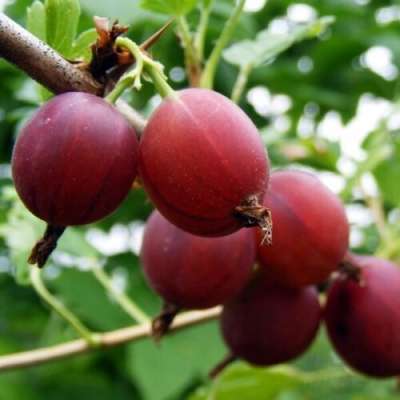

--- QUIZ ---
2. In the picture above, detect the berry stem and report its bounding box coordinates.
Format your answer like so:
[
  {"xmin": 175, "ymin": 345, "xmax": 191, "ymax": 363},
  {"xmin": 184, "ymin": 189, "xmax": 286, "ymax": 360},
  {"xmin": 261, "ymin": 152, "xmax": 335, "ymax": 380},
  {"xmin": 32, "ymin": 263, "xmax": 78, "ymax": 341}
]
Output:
[
  {"xmin": 209, "ymin": 353, "xmax": 237, "ymax": 379},
  {"xmin": 92, "ymin": 265, "xmax": 150, "ymax": 324},
  {"xmin": 106, "ymin": 37, "xmax": 176, "ymax": 103},
  {"xmin": 145, "ymin": 65, "xmax": 177, "ymax": 99},
  {"xmin": 151, "ymin": 302, "xmax": 181, "ymax": 341},
  {"xmin": 105, "ymin": 78, "xmax": 131, "ymax": 104},
  {"xmin": 200, "ymin": 0, "xmax": 246, "ymax": 89},
  {"xmin": 28, "ymin": 224, "xmax": 66, "ymax": 268},
  {"xmin": 30, "ymin": 266, "xmax": 100, "ymax": 347}
]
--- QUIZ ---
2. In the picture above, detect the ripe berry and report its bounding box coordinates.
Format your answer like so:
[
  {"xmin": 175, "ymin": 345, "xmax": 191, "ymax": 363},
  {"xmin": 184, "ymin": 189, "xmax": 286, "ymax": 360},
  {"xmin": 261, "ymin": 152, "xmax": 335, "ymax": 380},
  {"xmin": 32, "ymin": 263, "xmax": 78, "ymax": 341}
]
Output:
[
  {"xmin": 12, "ymin": 92, "xmax": 139, "ymax": 267},
  {"xmin": 141, "ymin": 210, "xmax": 256, "ymax": 310},
  {"xmin": 221, "ymin": 279, "xmax": 321, "ymax": 366},
  {"xmin": 256, "ymin": 170, "xmax": 349, "ymax": 287},
  {"xmin": 139, "ymin": 88, "xmax": 270, "ymax": 237},
  {"xmin": 12, "ymin": 92, "xmax": 139, "ymax": 226},
  {"xmin": 324, "ymin": 255, "xmax": 400, "ymax": 377}
]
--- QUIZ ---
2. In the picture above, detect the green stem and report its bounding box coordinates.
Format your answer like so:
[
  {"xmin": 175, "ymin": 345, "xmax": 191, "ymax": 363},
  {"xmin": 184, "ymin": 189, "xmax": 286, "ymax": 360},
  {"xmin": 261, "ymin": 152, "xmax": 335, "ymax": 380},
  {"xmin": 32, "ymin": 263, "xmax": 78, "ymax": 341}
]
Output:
[
  {"xmin": 177, "ymin": 16, "xmax": 202, "ymax": 86},
  {"xmin": 195, "ymin": 0, "xmax": 214, "ymax": 62},
  {"xmin": 200, "ymin": 0, "xmax": 246, "ymax": 88},
  {"xmin": 178, "ymin": 16, "xmax": 195, "ymax": 60},
  {"xmin": 105, "ymin": 78, "xmax": 133, "ymax": 104},
  {"xmin": 178, "ymin": 16, "xmax": 192, "ymax": 44},
  {"xmin": 92, "ymin": 267, "xmax": 150, "ymax": 324},
  {"xmin": 107, "ymin": 37, "xmax": 176, "ymax": 100},
  {"xmin": 146, "ymin": 65, "xmax": 177, "ymax": 99},
  {"xmin": 231, "ymin": 63, "xmax": 253, "ymax": 103},
  {"xmin": 30, "ymin": 266, "xmax": 100, "ymax": 347}
]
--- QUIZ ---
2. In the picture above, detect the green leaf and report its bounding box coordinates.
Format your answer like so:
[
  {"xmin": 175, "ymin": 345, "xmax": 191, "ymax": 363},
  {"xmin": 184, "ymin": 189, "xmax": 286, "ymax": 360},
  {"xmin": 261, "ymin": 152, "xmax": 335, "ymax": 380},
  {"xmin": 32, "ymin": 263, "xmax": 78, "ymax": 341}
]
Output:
[
  {"xmin": 80, "ymin": 0, "xmax": 153, "ymax": 25},
  {"xmin": 70, "ymin": 28, "xmax": 97, "ymax": 62},
  {"xmin": 57, "ymin": 227, "xmax": 98, "ymax": 258},
  {"xmin": 49, "ymin": 268, "xmax": 132, "ymax": 331},
  {"xmin": 0, "ymin": 186, "xmax": 45, "ymax": 285},
  {"xmin": 128, "ymin": 321, "xmax": 225, "ymax": 400},
  {"xmin": 223, "ymin": 16, "xmax": 335, "ymax": 68},
  {"xmin": 44, "ymin": 0, "xmax": 81, "ymax": 56},
  {"xmin": 26, "ymin": 1, "xmax": 53, "ymax": 102},
  {"xmin": 341, "ymin": 128, "xmax": 393, "ymax": 201},
  {"xmin": 201, "ymin": 0, "xmax": 213, "ymax": 9},
  {"xmin": 27, "ymin": 0, "xmax": 47, "ymax": 41},
  {"xmin": 373, "ymin": 140, "xmax": 400, "ymax": 207},
  {"xmin": 140, "ymin": 0, "xmax": 197, "ymax": 16},
  {"xmin": 38, "ymin": 85, "xmax": 53, "ymax": 102},
  {"xmin": 190, "ymin": 363, "xmax": 307, "ymax": 400}
]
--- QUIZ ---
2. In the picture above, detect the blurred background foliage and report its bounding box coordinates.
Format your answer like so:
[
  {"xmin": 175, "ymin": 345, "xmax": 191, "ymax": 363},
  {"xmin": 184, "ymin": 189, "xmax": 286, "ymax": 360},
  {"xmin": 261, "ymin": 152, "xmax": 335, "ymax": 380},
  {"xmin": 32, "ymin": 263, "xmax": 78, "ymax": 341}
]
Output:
[{"xmin": 1, "ymin": 0, "xmax": 400, "ymax": 399}]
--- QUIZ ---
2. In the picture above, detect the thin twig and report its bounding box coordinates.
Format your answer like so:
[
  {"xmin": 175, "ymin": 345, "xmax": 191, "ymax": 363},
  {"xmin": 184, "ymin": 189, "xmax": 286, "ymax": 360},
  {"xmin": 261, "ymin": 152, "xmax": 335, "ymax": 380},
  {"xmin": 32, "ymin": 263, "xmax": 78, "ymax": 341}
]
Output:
[
  {"xmin": 231, "ymin": 63, "xmax": 253, "ymax": 103},
  {"xmin": 92, "ymin": 266, "xmax": 150, "ymax": 324},
  {"xmin": 0, "ymin": 12, "xmax": 102, "ymax": 95},
  {"xmin": 200, "ymin": 0, "xmax": 246, "ymax": 88},
  {"xmin": 30, "ymin": 266, "xmax": 99, "ymax": 346},
  {"xmin": 0, "ymin": 12, "xmax": 147, "ymax": 134},
  {"xmin": 0, "ymin": 307, "xmax": 221, "ymax": 372},
  {"xmin": 195, "ymin": 0, "xmax": 214, "ymax": 63},
  {"xmin": 177, "ymin": 16, "xmax": 202, "ymax": 86}
]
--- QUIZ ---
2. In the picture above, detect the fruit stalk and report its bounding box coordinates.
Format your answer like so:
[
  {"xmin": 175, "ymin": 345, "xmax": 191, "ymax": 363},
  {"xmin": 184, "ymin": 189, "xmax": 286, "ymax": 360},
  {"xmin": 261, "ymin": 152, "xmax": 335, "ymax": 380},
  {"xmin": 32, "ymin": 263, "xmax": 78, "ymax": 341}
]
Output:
[
  {"xmin": 28, "ymin": 224, "xmax": 66, "ymax": 268},
  {"xmin": 209, "ymin": 353, "xmax": 237, "ymax": 379},
  {"xmin": 106, "ymin": 37, "xmax": 176, "ymax": 102},
  {"xmin": 151, "ymin": 302, "xmax": 181, "ymax": 341}
]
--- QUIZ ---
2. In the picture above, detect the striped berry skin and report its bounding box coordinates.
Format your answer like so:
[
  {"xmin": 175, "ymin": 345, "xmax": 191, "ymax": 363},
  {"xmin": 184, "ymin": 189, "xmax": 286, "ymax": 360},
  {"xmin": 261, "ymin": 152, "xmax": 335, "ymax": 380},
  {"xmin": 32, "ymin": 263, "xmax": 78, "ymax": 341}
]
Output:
[
  {"xmin": 12, "ymin": 92, "xmax": 139, "ymax": 226},
  {"xmin": 256, "ymin": 170, "xmax": 349, "ymax": 288},
  {"xmin": 325, "ymin": 256, "xmax": 400, "ymax": 378},
  {"xmin": 139, "ymin": 88, "xmax": 269, "ymax": 237},
  {"xmin": 221, "ymin": 279, "xmax": 321, "ymax": 366},
  {"xmin": 141, "ymin": 210, "xmax": 256, "ymax": 309}
]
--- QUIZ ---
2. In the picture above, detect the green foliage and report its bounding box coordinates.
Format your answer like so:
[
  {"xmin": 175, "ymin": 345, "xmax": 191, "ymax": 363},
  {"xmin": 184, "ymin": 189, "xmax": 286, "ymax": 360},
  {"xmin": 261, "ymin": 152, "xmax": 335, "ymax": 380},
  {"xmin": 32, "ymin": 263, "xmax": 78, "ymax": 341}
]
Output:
[
  {"xmin": 191, "ymin": 333, "xmax": 399, "ymax": 400},
  {"xmin": 70, "ymin": 28, "xmax": 96, "ymax": 61},
  {"xmin": 223, "ymin": 16, "xmax": 334, "ymax": 68},
  {"xmin": 0, "ymin": 186, "xmax": 45, "ymax": 285},
  {"xmin": 26, "ymin": 1, "xmax": 46, "ymax": 41},
  {"xmin": 373, "ymin": 134, "xmax": 400, "ymax": 207},
  {"xmin": 128, "ymin": 322, "xmax": 225, "ymax": 400},
  {"xmin": 190, "ymin": 363, "xmax": 310, "ymax": 400},
  {"xmin": 140, "ymin": 0, "xmax": 197, "ymax": 16},
  {"xmin": 44, "ymin": 0, "xmax": 80, "ymax": 56},
  {"xmin": 25, "ymin": 0, "xmax": 96, "ymax": 101},
  {"xmin": 1, "ymin": 0, "xmax": 400, "ymax": 399}
]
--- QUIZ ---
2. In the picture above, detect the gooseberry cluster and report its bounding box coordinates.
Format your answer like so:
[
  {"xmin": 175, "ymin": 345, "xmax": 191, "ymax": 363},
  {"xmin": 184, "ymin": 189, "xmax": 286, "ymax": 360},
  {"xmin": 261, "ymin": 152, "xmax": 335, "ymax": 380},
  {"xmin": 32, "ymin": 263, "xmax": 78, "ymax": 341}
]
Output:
[
  {"xmin": 12, "ymin": 86, "xmax": 271, "ymax": 267},
  {"xmin": 11, "ymin": 43, "xmax": 400, "ymax": 380}
]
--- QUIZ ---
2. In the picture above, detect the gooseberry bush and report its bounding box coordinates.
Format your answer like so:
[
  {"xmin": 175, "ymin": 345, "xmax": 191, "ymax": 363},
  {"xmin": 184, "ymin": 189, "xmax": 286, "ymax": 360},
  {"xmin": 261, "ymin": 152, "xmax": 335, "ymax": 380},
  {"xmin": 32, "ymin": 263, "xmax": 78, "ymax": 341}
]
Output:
[{"xmin": 1, "ymin": 1, "xmax": 400, "ymax": 399}]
